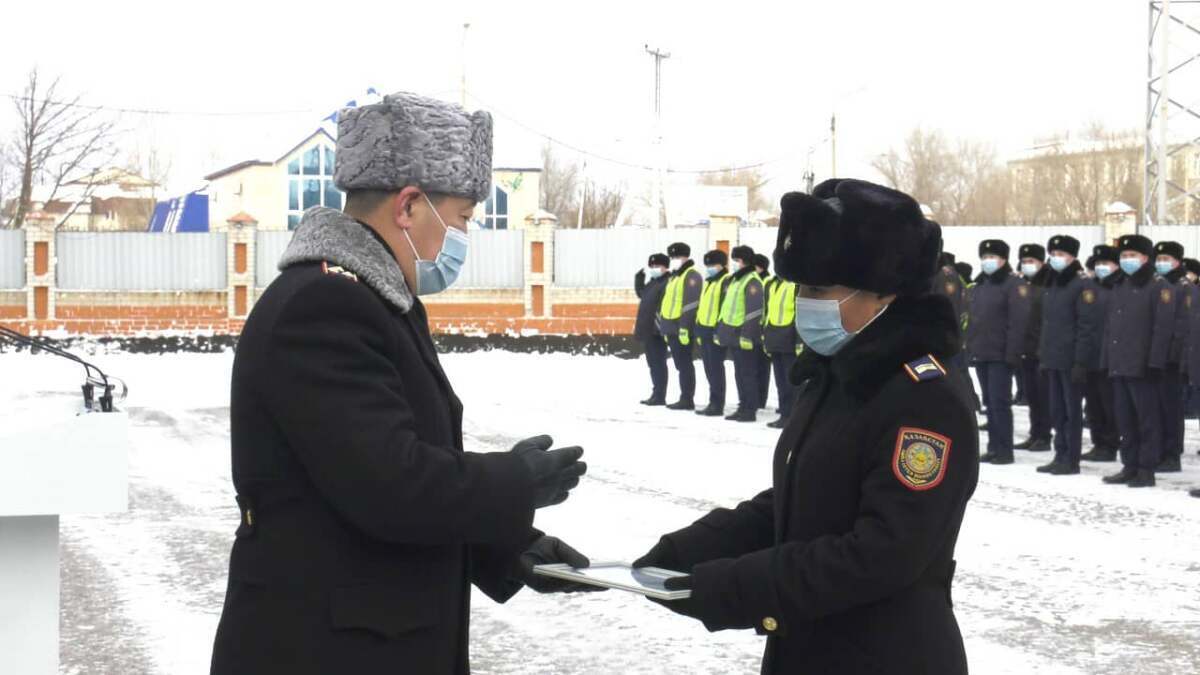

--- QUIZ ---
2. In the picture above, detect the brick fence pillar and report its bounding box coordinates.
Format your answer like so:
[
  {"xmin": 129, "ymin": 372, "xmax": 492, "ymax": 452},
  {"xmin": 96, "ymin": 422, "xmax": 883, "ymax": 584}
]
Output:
[
  {"xmin": 226, "ymin": 213, "xmax": 258, "ymax": 320},
  {"xmin": 522, "ymin": 210, "xmax": 558, "ymax": 318},
  {"xmin": 24, "ymin": 217, "xmax": 56, "ymax": 322}
]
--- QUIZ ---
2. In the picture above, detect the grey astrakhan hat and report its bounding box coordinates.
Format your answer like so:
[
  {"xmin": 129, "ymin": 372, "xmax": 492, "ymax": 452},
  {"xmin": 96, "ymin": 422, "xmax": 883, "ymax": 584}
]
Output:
[{"xmin": 333, "ymin": 91, "xmax": 493, "ymax": 202}]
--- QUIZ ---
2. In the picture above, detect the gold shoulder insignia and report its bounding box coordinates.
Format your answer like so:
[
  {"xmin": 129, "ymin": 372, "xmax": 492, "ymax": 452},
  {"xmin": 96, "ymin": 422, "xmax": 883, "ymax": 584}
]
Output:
[
  {"xmin": 893, "ymin": 427, "xmax": 952, "ymax": 491},
  {"xmin": 322, "ymin": 261, "xmax": 359, "ymax": 282}
]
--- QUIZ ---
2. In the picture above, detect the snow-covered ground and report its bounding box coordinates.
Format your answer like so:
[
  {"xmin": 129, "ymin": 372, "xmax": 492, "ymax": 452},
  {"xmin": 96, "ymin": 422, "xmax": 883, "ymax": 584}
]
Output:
[{"xmin": 3, "ymin": 347, "xmax": 1200, "ymax": 674}]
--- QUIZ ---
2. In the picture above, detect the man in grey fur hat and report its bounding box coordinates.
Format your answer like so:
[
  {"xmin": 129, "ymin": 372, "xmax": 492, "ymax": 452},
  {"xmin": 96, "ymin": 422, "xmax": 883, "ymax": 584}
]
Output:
[{"xmin": 209, "ymin": 92, "xmax": 595, "ymax": 675}]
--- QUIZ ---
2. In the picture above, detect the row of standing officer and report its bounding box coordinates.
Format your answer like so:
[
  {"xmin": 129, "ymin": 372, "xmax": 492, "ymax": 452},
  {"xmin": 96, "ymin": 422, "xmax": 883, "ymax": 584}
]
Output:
[
  {"xmin": 634, "ymin": 244, "xmax": 801, "ymax": 427},
  {"xmin": 960, "ymin": 233, "xmax": 1200, "ymax": 495}
]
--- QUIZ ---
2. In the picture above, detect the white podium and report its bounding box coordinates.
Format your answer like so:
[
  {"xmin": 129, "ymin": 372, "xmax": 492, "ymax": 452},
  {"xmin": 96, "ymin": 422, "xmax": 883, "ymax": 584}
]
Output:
[{"xmin": 0, "ymin": 398, "xmax": 128, "ymax": 675}]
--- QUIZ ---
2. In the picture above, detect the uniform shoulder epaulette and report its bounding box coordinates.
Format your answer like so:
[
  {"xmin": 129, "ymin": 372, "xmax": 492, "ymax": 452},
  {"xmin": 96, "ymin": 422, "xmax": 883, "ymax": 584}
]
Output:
[
  {"xmin": 321, "ymin": 261, "xmax": 359, "ymax": 282},
  {"xmin": 903, "ymin": 354, "xmax": 947, "ymax": 383}
]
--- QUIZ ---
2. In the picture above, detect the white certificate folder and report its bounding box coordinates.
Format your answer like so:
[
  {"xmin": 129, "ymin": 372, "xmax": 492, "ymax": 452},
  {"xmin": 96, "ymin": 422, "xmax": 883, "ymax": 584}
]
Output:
[{"xmin": 532, "ymin": 562, "xmax": 692, "ymax": 600}]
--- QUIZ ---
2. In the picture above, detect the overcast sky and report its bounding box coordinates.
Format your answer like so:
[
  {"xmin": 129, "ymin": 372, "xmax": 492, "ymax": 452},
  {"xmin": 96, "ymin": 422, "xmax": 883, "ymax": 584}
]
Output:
[{"xmin": 0, "ymin": 0, "xmax": 1154, "ymax": 205}]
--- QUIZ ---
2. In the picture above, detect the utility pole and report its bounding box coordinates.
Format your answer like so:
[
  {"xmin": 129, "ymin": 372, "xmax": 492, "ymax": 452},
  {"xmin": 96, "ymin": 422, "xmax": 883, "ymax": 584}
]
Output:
[
  {"xmin": 830, "ymin": 113, "xmax": 838, "ymax": 178},
  {"xmin": 461, "ymin": 23, "xmax": 470, "ymax": 107},
  {"xmin": 1144, "ymin": 0, "xmax": 1200, "ymax": 226},
  {"xmin": 645, "ymin": 45, "xmax": 671, "ymax": 228}
]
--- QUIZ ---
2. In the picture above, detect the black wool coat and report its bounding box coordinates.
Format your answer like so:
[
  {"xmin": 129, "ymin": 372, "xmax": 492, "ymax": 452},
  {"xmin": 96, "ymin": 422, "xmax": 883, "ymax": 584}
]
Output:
[
  {"xmin": 1037, "ymin": 261, "xmax": 1093, "ymax": 371},
  {"xmin": 654, "ymin": 294, "xmax": 978, "ymax": 675},
  {"xmin": 635, "ymin": 269, "xmax": 669, "ymax": 342},
  {"xmin": 1019, "ymin": 265, "xmax": 1053, "ymax": 359},
  {"xmin": 210, "ymin": 235, "xmax": 539, "ymax": 674},
  {"xmin": 966, "ymin": 264, "xmax": 1030, "ymax": 364},
  {"xmin": 1101, "ymin": 262, "xmax": 1175, "ymax": 379},
  {"xmin": 1162, "ymin": 267, "xmax": 1191, "ymax": 367},
  {"xmin": 1078, "ymin": 272, "xmax": 1121, "ymax": 372}
]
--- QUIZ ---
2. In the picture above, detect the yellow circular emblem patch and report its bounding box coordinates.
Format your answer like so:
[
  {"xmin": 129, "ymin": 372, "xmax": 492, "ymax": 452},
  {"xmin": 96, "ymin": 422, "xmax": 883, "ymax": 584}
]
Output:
[
  {"xmin": 1082, "ymin": 289, "xmax": 1095, "ymax": 304},
  {"xmin": 1162, "ymin": 289, "xmax": 1173, "ymax": 304},
  {"xmin": 901, "ymin": 442, "xmax": 940, "ymax": 481},
  {"xmin": 1019, "ymin": 286, "xmax": 1029, "ymax": 297}
]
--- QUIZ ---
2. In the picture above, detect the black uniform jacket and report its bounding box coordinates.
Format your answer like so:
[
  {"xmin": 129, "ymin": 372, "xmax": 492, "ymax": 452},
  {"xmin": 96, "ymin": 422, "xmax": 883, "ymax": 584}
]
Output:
[
  {"xmin": 1019, "ymin": 265, "xmax": 1053, "ymax": 359},
  {"xmin": 654, "ymin": 294, "xmax": 978, "ymax": 674},
  {"xmin": 1078, "ymin": 272, "xmax": 1121, "ymax": 372},
  {"xmin": 1101, "ymin": 262, "xmax": 1175, "ymax": 379},
  {"xmin": 1162, "ymin": 267, "xmax": 1191, "ymax": 367},
  {"xmin": 966, "ymin": 264, "xmax": 1030, "ymax": 364},
  {"xmin": 635, "ymin": 269, "xmax": 669, "ymax": 342},
  {"xmin": 210, "ymin": 214, "xmax": 538, "ymax": 675},
  {"xmin": 1037, "ymin": 261, "xmax": 1092, "ymax": 371}
]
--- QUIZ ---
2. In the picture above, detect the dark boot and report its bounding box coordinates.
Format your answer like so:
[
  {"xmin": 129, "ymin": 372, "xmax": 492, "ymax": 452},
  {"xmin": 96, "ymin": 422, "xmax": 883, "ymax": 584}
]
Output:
[
  {"xmin": 1156, "ymin": 457, "xmax": 1182, "ymax": 473},
  {"xmin": 1049, "ymin": 463, "xmax": 1081, "ymax": 475},
  {"xmin": 1103, "ymin": 467, "xmax": 1137, "ymax": 484},
  {"xmin": 1081, "ymin": 446, "xmax": 1117, "ymax": 462},
  {"xmin": 725, "ymin": 409, "xmax": 756, "ymax": 422},
  {"xmin": 1014, "ymin": 437, "xmax": 1034, "ymax": 450},
  {"xmin": 695, "ymin": 405, "xmax": 724, "ymax": 417},
  {"xmin": 767, "ymin": 417, "xmax": 786, "ymax": 429},
  {"xmin": 979, "ymin": 452, "xmax": 997, "ymax": 463},
  {"xmin": 989, "ymin": 454, "xmax": 1015, "ymax": 465},
  {"xmin": 1127, "ymin": 470, "xmax": 1156, "ymax": 488},
  {"xmin": 1036, "ymin": 461, "xmax": 1061, "ymax": 473},
  {"xmin": 666, "ymin": 400, "xmax": 695, "ymax": 411},
  {"xmin": 1189, "ymin": 488, "xmax": 1200, "ymax": 498},
  {"xmin": 1027, "ymin": 438, "xmax": 1052, "ymax": 452},
  {"xmin": 641, "ymin": 396, "xmax": 666, "ymax": 406}
]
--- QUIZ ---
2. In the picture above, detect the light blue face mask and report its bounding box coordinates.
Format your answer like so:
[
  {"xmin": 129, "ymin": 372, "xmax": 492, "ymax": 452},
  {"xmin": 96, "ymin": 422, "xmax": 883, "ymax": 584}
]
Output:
[
  {"xmin": 1021, "ymin": 263, "xmax": 1040, "ymax": 278},
  {"xmin": 794, "ymin": 290, "xmax": 889, "ymax": 357},
  {"xmin": 404, "ymin": 194, "xmax": 470, "ymax": 296},
  {"xmin": 1156, "ymin": 261, "xmax": 1176, "ymax": 276},
  {"xmin": 981, "ymin": 259, "xmax": 1001, "ymax": 275},
  {"xmin": 705, "ymin": 265, "xmax": 723, "ymax": 279},
  {"xmin": 1094, "ymin": 264, "xmax": 1115, "ymax": 280},
  {"xmin": 1049, "ymin": 255, "xmax": 1070, "ymax": 272},
  {"xmin": 1120, "ymin": 257, "xmax": 1144, "ymax": 276},
  {"xmin": 646, "ymin": 267, "xmax": 665, "ymax": 279}
]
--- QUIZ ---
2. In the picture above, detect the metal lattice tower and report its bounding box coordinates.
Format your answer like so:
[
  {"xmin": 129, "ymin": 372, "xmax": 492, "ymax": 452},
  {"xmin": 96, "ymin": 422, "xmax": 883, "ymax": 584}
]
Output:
[{"xmin": 1145, "ymin": 1, "xmax": 1200, "ymax": 226}]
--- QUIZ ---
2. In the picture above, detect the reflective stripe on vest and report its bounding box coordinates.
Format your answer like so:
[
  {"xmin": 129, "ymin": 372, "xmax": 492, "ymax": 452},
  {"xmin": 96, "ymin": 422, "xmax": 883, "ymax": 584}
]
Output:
[
  {"xmin": 697, "ymin": 273, "xmax": 728, "ymax": 328},
  {"xmin": 766, "ymin": 280, "xmax": 797, "ymax": 327},
  {"xmin": 659, "ymin": 267, "xmax": 702, "ymax": 320},
  {"xmin": 720, "ymin": 274, "xmax": 760, "ymax": 327}
]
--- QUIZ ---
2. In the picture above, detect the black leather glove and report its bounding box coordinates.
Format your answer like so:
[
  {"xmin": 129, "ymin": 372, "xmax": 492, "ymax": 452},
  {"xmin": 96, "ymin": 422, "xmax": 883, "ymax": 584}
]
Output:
[
  {"xmin": 1071, "ymin": 365, "xmax": 1088, "ymax": 385},
  {"xmin": 632, "ymin": 539, "xmax": 682, "ymax": 571},
  {"xmin": 511, "ymin": 435, "xmax": 587, "ymax": 509},
  {"xmin": 517, "ymin": 535, "xmax": 606, "ymax": 593}
]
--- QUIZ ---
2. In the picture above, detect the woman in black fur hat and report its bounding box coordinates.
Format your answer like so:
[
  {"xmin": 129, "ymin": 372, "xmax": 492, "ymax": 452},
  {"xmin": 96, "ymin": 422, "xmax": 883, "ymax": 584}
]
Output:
[{"xmin": 636, "ymin": 179, "xmax": 978, "ymax": 674}]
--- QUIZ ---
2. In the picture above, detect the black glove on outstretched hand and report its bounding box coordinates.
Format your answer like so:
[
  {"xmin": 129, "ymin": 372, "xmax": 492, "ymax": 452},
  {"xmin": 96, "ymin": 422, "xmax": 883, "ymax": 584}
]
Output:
[
  {"xmin": 517, "ymin": 535, "xmax": 606, "ymax": 593},
  {"xmin": 632, "ymin": 539, "xmax": 682, "ymax": 571},
  {"xmin": 511, "ymin": 435, "xmax": 587, "ymax": 509}
]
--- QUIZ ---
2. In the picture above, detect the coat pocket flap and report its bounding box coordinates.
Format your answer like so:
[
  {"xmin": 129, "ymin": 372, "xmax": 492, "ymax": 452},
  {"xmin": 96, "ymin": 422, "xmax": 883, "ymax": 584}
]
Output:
[{"xmin": 329, "ymin": 584, "xmax": 442, "ymax": 638}]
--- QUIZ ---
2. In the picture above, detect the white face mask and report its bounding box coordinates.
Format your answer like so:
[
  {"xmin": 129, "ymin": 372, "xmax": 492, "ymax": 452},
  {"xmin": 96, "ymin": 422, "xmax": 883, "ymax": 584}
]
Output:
[
  {"xmin": 668, "ymin": 258, "xmax": 685, "ymax": 272},
  {"xmin": 730, "ymin": 260, "xmax": 743, "ymax": 273}
]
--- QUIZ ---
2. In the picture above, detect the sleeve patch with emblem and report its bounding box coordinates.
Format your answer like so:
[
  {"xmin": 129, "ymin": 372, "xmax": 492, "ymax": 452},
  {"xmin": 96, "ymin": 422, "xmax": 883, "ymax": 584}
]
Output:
[
  {"xmin": 1161, "ymin": 289, "xmax": 1173, "ymax": 304},
  {"xmin": 1018, "ymin": 285, "xmax": 1029, "ymax": 297},
  {"xmin": 893, "ymin": 427, "xmax": 952, "ymax": 491},
  {"xmin": 1082, "ymin": 289, "xmax": 1095, "ymax": 304}
]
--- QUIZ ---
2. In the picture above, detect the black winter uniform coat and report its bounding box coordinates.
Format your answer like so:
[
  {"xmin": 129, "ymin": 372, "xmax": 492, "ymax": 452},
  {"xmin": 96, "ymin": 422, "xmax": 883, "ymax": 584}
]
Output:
[
  {"xmin": 635, "ymin": 270, "xmax": 669, "ymax": 342},
  {"xmin": 653, "ymin": 295, "xmax": 978, "ymax": 675},
  {"xmin": 1185, "ymin": 282, "xmax": 1200, "ymax": 383},
  {"xmin": 210, "ymin": 218, "xmax": 538, "ymax": 675},
  {"xmin": 1078, "ymin": 272, "xmax": 1121, "ymax": 372},
  {"xmin": 1019, "ymin": 265, "xmax": 1053, "ymax": 359},
  {"xmin": 1037, "ymin": 261, "xmax": 1093, "ymax": 371},
  {"xmin": 966, "ymin": 264, "xmax": 1030, "ymax": 364},
  {"xmin": 935, "ymin": 264, "xmax": 966, "ymax": 347},
  {"xmin": 1162, "ymin": 267, "xmax": 1190, "ymax": 367},
  {"xmin": 1101, "ymin": 262, "xmax": 1175, "ymax": 379}
]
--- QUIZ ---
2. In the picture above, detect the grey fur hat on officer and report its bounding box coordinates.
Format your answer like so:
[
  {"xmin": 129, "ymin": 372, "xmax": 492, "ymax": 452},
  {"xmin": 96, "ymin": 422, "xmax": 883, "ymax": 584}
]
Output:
[
  {"xmin": 333, "ymin": 91, "xmax": 493, "ymax": 203},
  {"xmin": 773, "ymin": 179, "xmax": 942, "ymax": 297}
]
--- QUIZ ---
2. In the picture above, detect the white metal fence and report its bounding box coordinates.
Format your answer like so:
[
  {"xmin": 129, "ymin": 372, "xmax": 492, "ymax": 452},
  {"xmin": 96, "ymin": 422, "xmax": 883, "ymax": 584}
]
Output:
[
  {"xmin": 256, "ymin": 229, "xmax": 525, "ymax": 289},
  {"xmin": 56, "ymin": 232, "xmax": 228, "ymax": 290},
  {"xmin": 554, "ymin": 228, "xmax": 710, "ymax": 287},
  {"xmin": 0, "ymin": 230, "xmax": 24, "ymax": 289}
]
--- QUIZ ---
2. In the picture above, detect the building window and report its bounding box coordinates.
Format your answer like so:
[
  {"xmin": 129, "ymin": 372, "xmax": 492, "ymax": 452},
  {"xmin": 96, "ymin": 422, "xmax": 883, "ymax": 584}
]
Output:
[
  {"xmin": 287, "ymin": 143, "xmax": 340, "ymax": 230},
  {"xmin": 483, "ymin": 185, "xmax": 508, "ymax": 229}
]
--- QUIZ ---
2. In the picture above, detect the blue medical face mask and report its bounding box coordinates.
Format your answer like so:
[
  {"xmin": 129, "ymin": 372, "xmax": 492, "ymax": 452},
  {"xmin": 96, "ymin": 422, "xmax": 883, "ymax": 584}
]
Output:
[
  {"xmin": 705, "ymin": 265, "xmax": 723, "ymax": 279},
  {"xmin": 794, "ymin": 290, "xmax": 888, "ymax": 357},
  {"xmin": 1049, "ymin": 255, "xmax": 1070, "ymax": 272},
  {"xmin": 646, "ymin": 266, "xmax": 665, "ymax": 279},
  {"xmin": 1156, "ymin": 260, "xmax": 1176, "ymax": 276},
  {"xmin": 1094, "ymin": 264, "xmax": 1115, "ymax": 280},
  {"xmin": 1021, "ymin": 263, "xmax": 1040, "ymax": 278},
  {"xmin": 1120, "ymin": 257, "xmax": 1144, "ymax": 275},
  {"xmin": 981, "ymin": 259, "xmax": 1001, "ymax": 275},
  {"xmin": 730, "ymin": 260, "xmax": 743, "ymax": 273},
  {"xmin": 404, "ymin": 194, "xmax": 470, "ymax": 296}
]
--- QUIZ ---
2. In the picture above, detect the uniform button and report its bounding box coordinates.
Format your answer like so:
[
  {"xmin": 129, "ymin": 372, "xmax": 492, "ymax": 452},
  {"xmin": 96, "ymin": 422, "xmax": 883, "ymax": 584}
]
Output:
[{"xmin": 763, "ymin": 617, "xmax": 779, "ymax": 632}]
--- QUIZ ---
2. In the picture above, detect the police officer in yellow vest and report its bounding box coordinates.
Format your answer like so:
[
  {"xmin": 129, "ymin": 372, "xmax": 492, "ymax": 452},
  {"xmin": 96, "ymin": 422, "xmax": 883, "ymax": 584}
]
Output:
[
  {"xmin": 717, "ymin": 245, "xmax": 766, "ymax": 422},
  {"xmin": 695, "ymin": 249, "xmax": 735, "ymax": 416},
  {"xmin": 657, "ymin": 243, "xmax": 706, "ymax": 410},
  {"xmin": 763, "ymin": 272, "xmax": 800, "ymax": 428}
]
